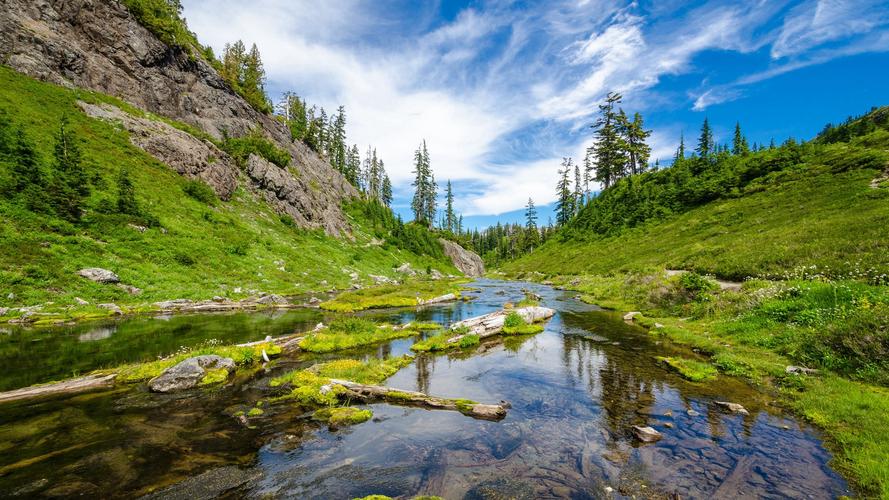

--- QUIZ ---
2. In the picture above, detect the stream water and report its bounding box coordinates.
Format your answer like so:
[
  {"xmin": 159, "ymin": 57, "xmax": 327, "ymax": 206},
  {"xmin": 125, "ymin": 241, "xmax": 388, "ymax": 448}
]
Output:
[{"xmin": 0, "ymin": 280, "xmax": 850, "ymax": 498}]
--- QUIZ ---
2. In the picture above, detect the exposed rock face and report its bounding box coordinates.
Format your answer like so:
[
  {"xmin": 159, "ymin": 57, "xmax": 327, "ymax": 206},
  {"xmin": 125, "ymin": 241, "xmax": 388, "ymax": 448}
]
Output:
[
  {"xmin": 148, "ymin": 355, "xmax": 235, "ymax": 393},
  {"xmin": 77, "ymin": 268, "xmax": 119, "ymax": 283},
  {"xmin": 77, "ymin": 101, "xmax": 239, "ymax": 200},
  {"xmin": 440, "ymin": 239, "xmax": 485, "ymax": 277},
  {"xmin": 0, "ymin": 0, "xmax": 358, "ymax": 235}
]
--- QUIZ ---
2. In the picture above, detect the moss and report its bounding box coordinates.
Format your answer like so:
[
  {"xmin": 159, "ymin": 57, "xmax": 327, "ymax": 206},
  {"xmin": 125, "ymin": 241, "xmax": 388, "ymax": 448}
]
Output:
[
  {"xmin": 314, "ymin": 407, "xmax": 373, "ymax": 427},
  {"xmin": 409, "ymin": 322, "xmax": 443, "ymax": 331},
  {"xmin": 271, "ymin": 356, "xmax": 413, "ymax": 406},
  {"xmin": 385, "ymin": 390, "xmax": 416, "ymax": 401},
  {"xmin": 319, "ymin": 279, "xmax": 467, "ymax": 312},
  {"xmin": 656, "ymin": 356, "xmax": 718, "ymax": 382},
  {"xmin": 115, "ymin": 342, "xmax": 280, "ymax": 383},
  {"xmin": 298, "ymin": 318, "xmax": 416, "ymax": 353},
  {"xmin": 410, "ymin": 333, "xmax": 452, "ymax": 352},
  {"xmin": 458, "ymin": 334, "xmax": 480, "ymax": 348},
  {"xmin": 247, "ymin": 407, "xmax": 264, "ymax": 417},
  {"xmin": 454, "ymin": 399, "xmax": 479, "ymax": 413},
  {"xmin": 199, "ymin": 368, "xmax": 230, "ymax": 386}
]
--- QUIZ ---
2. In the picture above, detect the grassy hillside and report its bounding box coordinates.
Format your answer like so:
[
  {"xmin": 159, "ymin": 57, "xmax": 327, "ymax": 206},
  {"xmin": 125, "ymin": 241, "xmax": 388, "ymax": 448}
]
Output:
[
  {"xmin": 505, "ymin": 121, "xmax": 889, "ymax": 281},
  {"xmin": 0, "ymin": 67, "xmax": 455, "ymax": 318}
]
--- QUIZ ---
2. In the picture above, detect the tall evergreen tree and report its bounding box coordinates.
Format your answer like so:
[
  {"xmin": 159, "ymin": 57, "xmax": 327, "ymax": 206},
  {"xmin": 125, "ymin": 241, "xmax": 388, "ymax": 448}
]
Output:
[
  {"xmin": 330, "ymin": 106, "xmax": 347, "ymax": 172},
  {"xmin": 696, "ymin": 117, "xmax": 714, "ymax": 159},
  {"xmin": 381, "ymin": 172, "xmax": 393, "ymax": 207},
  {"xmin": 555, "ymin": 157, "xmax": 574, "ymax": 226},
  {"xmin": 242, "ymin": 43, "xmax": 271, "ymax": 113},
  {"xmin": 732, "ymin": 122, "xmax": 749, "ymax": 156},
  {"xmin": 49, "ymin": 116, "xmax": 89, "ymax": 221},
  {"xmin": 279, "ymin": 93, "xmax": 308, "ymax": 141},
  {"xmin": 574, "ymin": 162, "xmax": 583, "ymax": 212},
  {"xmin": 423, "ymin": 144, "xmax": 437, "ymax": 224},
  {"xmin": 525, "ymin": 197, "xmax": 538, "ymax": 229},
  {"xmin": 444, "ymin": 180, "xmax": 456, "ymax": 232},
  {"xmin": 591, "ymin": 92, "xmax": 626, "ymax": 188},
  {"xmin": 624, "ymin": 112, "xmax": 652, "ymax": 174},
  {"xmin": 674, "ymin": 132, "xmax": 686, "ymax": 164},
  {"xmin": 345, "ymin": 144, "xmax": 361, "ymax": 186},
  {"xmin": 411, "ymin": 140, "xmax": 432, "ymax": 224},
  {"xmin": 116, "ymin": 168, "xmax": 139, "ymax": 216}
]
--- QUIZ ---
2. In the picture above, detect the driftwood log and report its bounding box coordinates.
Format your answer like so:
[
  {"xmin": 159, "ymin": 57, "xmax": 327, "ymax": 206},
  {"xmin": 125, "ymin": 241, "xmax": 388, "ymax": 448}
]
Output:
[
  {"xmin": 446, "ymin": 306, "xmax": 555, "ymax": 345},
  {"xmin": 0, "ymin": 373, "xmax": 118, "ymax": 404},
  {"xmin": 330, "ymin": 378, "xmax": 509, "ymax": 420}
]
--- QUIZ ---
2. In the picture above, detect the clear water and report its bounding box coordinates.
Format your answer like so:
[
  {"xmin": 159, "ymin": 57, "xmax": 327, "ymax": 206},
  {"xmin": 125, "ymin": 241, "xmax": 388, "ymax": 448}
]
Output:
[{"xmin": 0, "ymin": 280, "xmax": 850, "ymax": 498}]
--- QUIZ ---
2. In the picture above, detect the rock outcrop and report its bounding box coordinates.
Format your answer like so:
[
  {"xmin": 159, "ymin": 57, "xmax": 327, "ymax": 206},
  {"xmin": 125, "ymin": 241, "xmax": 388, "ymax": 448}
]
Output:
[
  {"xmin": 77, "ymin": 267, "xmax": 119, "ymax": 284},
  {"xmin": 440, "ymin": 238, "xmax": 485, "ymax": 277},
  {"xmin": 148, "ymin": 355, "xmax": 236, "ymax": 393},
  {"xmin": 0, "ymin": 0, "xmax": 357, "ymax": 235},
  {"xmin": 77, "ymin": 101, "xmax": 239, "ymax": 200}
]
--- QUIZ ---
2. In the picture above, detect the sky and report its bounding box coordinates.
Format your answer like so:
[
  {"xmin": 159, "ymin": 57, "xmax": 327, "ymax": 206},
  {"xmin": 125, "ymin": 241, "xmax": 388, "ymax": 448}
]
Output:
[{"xmin": 181, "ymin": 0, "xmax": 889, "ymax": 229}]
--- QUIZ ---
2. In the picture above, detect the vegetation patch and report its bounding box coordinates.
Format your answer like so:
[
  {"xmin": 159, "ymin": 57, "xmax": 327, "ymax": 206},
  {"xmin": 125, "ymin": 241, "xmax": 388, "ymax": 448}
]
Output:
[
  {"xmin": 271, "ymin": 356, "xmax": 413, "ymax": 406},
  {"xmin": 656, "ymin": 356, "xmax": 718, "ymax": 382},
  {"xmin": 319, "ymin": 279, "xmax": 465, "ymax": 312},
  {"xmin": 502, "ymin": 311, "xmax": 545, "ymax": 335},
  {"xmin": 298, "ymin": 318, "xmax": 418, "ymax": 353},
  {"xmin": 313, "ymin": 407, "xmax": 373, "ymax": 427},
  {"xmin": 221, "ymin": 130, "xmax": 290, "ymax": 169},
  {"xmin": 115, "ymin": 342, "xmax": 280, "ymax": 383},
  {"xmin": 199, "ymin": 368, "xmax": 230, "ymax": 386},
  {"xmin": 454, "ymin": 399, "xmax": 479, "ymax": 414}
]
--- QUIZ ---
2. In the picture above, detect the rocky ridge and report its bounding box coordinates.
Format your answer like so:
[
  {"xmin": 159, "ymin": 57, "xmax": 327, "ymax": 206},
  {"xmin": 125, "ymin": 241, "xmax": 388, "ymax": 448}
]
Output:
[{"xmin": 0, "ymin": 0, "xmax": 357, "ymax": 235}]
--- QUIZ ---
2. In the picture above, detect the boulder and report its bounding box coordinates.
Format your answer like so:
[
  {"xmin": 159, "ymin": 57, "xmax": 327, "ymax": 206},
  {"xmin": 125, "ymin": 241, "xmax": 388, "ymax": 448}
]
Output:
[
  {"xmin": 77, "ymin": 268, "xmax": 119, "ymax": 284},
  {"xmin": 73, "ymin": 297, "xmax": 89, "ymax": 305},
  {"xmin": 153, "ymin": 299, "xmax": 194, "ymax": 310},
  {"xmin": 786, "ymin": 365, "xmax": 819, "ymax": 375},
  {"xmin": 632, "ymin": 425, "xmax": 662, "ymax": 442},
  {"xmin": 396, "ymin": 263, "xmax": 417, "ymax": 276},
  {"xmin": 714, "ymin": 401, "xmax": 749, "ymax": 415},
  {"xmin": 439, "ymin": 238, "xmax": 485, "ymax": 277},
  {"xmin": 97, "ymin": 303, "xmax": 122, "ymax": 315},
  {"xmin": 623, "ymin": 311, "xmax": 641, "ymax": 321},
  {"xmin": 117, "ymin": 284, "xmax": 142, "ymax": 295},
  {"xmin": 148, "ymin": 355, "xmax": 236, "ymax": 393},
  {"xmin": 256, "ymin": 294, "xmax": 287, "ymax": 305},
  {"xmin": 430, "ymin": 269, "xmax": 444, "ymax": 279}
]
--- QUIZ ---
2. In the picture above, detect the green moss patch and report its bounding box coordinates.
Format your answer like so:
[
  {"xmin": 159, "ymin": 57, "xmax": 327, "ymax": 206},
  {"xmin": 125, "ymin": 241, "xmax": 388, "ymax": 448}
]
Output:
[
  {"xmin": 319, "ymin": 280, "xmax": 466, "ymax": 312},
  {"xmin": 115, "ymin": 342, "xmax": 279, "ymax": 383},
  {"xmin": 656, "ymin": 356, "xmax": 718, "ymax": 382},
  {"xmin": 298, "ymin": 318, "xmax": 417, "ymax": 353},
  {"xmin": 313, "ymin": 407, "xmax": 373, "ymax": 427},
  {"xmin": 270, "ymin": 356, "xmax": 413, "ymax": 406}
]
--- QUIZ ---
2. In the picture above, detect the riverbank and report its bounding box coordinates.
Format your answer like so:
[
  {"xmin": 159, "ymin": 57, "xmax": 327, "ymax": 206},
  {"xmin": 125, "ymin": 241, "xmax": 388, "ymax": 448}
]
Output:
[{"xmin": 507, "ymin": 270, "xmax": 889, "ymax": 497}]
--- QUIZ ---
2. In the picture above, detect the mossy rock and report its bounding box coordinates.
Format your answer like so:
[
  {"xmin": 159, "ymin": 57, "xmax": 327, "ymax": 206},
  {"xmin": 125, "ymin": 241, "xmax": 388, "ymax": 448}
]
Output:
[{"xmin": 313, "ymin": 407, "xmax": 372, "ymax": 428}]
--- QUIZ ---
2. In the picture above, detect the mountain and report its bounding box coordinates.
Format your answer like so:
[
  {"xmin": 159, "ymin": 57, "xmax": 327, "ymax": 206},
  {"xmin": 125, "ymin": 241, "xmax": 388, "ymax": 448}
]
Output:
[{"xmin": 0, "ymin": 0, "xmax": 479, "ymax": 315}]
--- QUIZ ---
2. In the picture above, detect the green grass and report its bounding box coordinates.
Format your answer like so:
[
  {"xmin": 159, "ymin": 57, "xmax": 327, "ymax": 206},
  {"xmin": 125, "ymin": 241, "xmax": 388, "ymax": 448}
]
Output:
[
  {"xmin": 505, "ymin": 155, "xmax": 889, "ymax": 282},
  {"xmin": 270, "ymin": 356, "xmax": 413, "ymax": 406},
  {"xmin": 114, "ymin": 342, "xmax": 280, "ymax": 383},
  {"xmin": 319, "ymin": 279, "xmax": 465, "ymax": 312},
  {"xmin": 502, "ymin": 311, "xmax": 545, "ymax": 335},
  {"xmin": 297, "ymin": 318, "xmax": 419, "ymax": 353},
  {"xmin": 655, "ymin": 356, "xmax": 718, "ymax": 382},
  {"xmin": 0, "ymin": 66, "xmax": 456, "ymax": 319}
]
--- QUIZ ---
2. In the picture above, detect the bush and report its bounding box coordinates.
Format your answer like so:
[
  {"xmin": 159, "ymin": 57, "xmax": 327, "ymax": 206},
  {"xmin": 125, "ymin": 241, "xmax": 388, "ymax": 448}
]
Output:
[
  {"xmin": 221, "ymin": 130, "xmax": 290, "ymax": 169},
  {"xmin": 182, "ymin": 180, "xmax": 217, "ymax": 205}
]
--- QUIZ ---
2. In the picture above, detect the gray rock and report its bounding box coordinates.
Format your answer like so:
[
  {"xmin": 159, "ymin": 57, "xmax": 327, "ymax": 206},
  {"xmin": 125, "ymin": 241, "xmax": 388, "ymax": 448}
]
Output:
[
  {"xmin": 0, "ymin": 307, "xmax": 8, "ymax": 316},
  {"xmin": 623, "ymin": 311, "xmax": 641, "ymax": 321},
  {"xmin": 139, "ymin": 465, "xmax": 261, "ymax": 500},
  {"xmin": 77, "ymin": 268, "xmax": 119, "ymax": 284},
  {"xmin": 632, "ymin": 425, "xmax": 662, "ymax": 442},
  {"xmin": 714, "ymin": 401, "xmax": 749, "ymax": 415},
  {"xmin": 212, "ymin": 296, "xmax": 226, "ymax": 303},
  {"xmin": 256, "ymin": 294, "xmax": 287, "ymax": 305},
  {"xmin": 97, "ymin": 303, "xmax": 122, "ymax": 315},
  {"xmin": 687, "ymin": 409, "xmax": 700, "ymax": 417},
  {"xmin": 786, "ymin": 365, "xmax": 819, "ymax": 375},
  {"xmin": 148, "ymin": 355, "xmax": 236, "ymax": 393},
  {"xmin": 439, "ymin": 238, "xmax": 485, "ymax": 277},
  {"xmin": 153, "ymin": 299, "xmax": 193, "ymax": 310},
  {"xmin": 117, "ymin": 284, "xmax": 142, "ymax": 295},
  {"xmin": 74, "ymin": 297, "xmax": 89, "ymax": 305},
  {"xmin": 430, "ymin": 268, "xmax": 444, "ymax": 279},
  {"xmin": 396, "ymin": 263, "xmax": 417, "ymax": 276}
]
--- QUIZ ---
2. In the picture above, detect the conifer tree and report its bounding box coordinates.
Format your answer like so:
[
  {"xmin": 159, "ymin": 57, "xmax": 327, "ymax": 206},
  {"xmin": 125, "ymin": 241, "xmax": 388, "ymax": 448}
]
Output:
[
  {"xmin": 331, "ymin": 106, "xmax": 347, "ymax": 173},
  {"xmin": 591, "ymin": 92, "xmax": 626, "ymax": 188},
  {"xmin": 525, "ymin": 197, "xmax": 538, "ymax": 229},
  {"xmin": 381, "ymin": 172, "xmax": 392, "ymax": 207},
  {"xmin": 423, "ymin": 144, "xmax": 437, "ymax": 224},
  {"xmin": 696, "ymin": 118, "xmax": 714, "ymax": 159},
  {"xmin": 444, "ymin": 180, "xmax": 456, "ymax": 232},
  {"xmin": 624, "ymin": 112, "xmax": 652, "ymax": 174},
  {"xmin": 411, "ymin": 141, "xmax": 430, "ymax": 224},
  {"xmin": 732, "ymin": 122, "xmax": 749, "ymax": 156},
  {"xmin": 116, "ymin": 168, "xmax": 139, "ymax": 216},
  {"xmin": 242, "ymin": 43, "xmax": 271, "ymax": 113},
  {"xmin": 316, "ymin": 108, "xmax": 328, "ymax": 156},
  {"xmin": 345, "ymin": 144, "xmax": 361, "ymax": 187},
  {"xmin": 279, "ymin": 93, "xmax": 308, "ymax": 141},
  {"xmin": 555, "ymin": 157, "xmax": 574, "ymax": 226},
  {"xmin": 574, "ymin": 162, "xmax": 583, "ymax": 212},
  {"xmin": 674, "ymin": 132, "xmax": 685, "ymax": 164},
  {"xmin": 49, "ymin": 116, "xmax": 89, "ymax": 221}
]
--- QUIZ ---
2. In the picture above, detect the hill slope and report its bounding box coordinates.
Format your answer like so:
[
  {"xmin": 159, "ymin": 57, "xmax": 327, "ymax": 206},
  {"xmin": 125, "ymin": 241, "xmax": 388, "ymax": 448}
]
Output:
[
  {"xmin": 505, "ymin": 114, "xmax": 889, "ymax": 281},
  {"xmin": 0, "ymin": 67, "xmax": 457, "ymax": 317}
]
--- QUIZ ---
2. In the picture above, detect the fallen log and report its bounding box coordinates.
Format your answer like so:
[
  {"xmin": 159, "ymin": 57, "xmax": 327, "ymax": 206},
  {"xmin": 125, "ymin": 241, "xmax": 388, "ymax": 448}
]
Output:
[
  {"xmin": 237, "ymin": 332, "xmax": 304, "ymax": 353},
  {"xmin": 0, "ymin": 373, "xmax": 118, "ymax": 404},
  {"xmin": 329, "ymin": 378, "xmax": 509, "ymax": 421},
  {"xmin": 446, "ymin": 306, "xmax": 555, "ymax": 345},
  {"xmin": 417, "ymin": 293, "xmax": 457, "ymax": 306}
]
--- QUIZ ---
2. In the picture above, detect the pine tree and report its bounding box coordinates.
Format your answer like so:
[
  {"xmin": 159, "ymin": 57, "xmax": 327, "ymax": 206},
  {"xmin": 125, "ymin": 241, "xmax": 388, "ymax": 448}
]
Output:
[
  {"xmin": 49, "ymin": 116, "xmax": 89, "ymax": 221},
  {"xmin": 444, "ymin": 180, "xmax": 456, "ymax": 232},
  {"xmin": 423, "ymin": 143, "xmax": 437, "ymax": 224},
  {"xmin": 591, "ymin": 92, "xmax": 626, "ymax": 188},
  {"xmin": 732, "ymin": 122, "xmax": 749, "ymax": 156},
  {"xmin": 381, "ymin": 173, "xmax": 392, "ymax": 207},
  {"xmin": 624, "ymin": 112, "xmax": 652, "ymax": 174},
  {"xmin": 411, "ymin": 141, "xmax": 428, "ymax": 223},
  {"xmin": 317, "ymin": 108, "xmax": 328, "ymax": 156},
  {"xmin": 674, "ymin": 132, "xmax": 686, "ymax": 164},
  {"xmin": 279, "ymin": 93, "xmax": 308, "ymax": 141},
  {"xmin": 696, "ymin": 118, "xmax": 714, "ymax": 159},
  {"xmin": 525, "ymin": 197, "xmax": 538, "ymax": 229},
  {"xmin": 242, "ymin": 43, "xmax": 271, "ymax": 113},
  {"xmin": 574, "ymin": 162, "xmax": 583, "ymax": 212},
  {"xmin": 555, "ymin": 157, "xmax": 574, "ymax": 226},
  {"xmin": 345, "ymin": 144, "xmax": 361, "ymax": 186},
  {"xmin": 331, "ymin": 106, "xmax": 347, "ymax": 173},
  {"xmin": 363, "ymin": 145, "xmax": 374, "ymax": 194},
  {"xmin": 116, "ymin": 168, "xmax": 139, "ymax": 216}
]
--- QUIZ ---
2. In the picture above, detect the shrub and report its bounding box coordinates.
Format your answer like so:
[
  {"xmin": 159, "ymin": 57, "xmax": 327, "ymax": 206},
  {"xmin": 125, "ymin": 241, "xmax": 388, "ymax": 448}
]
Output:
[
  {"xmin": 182, "ymin": 180, "xmax": 217, "ymax": 205},
  {"xmin": 221, "ymin": 130, "xmax": 290, "ymax": 169}
]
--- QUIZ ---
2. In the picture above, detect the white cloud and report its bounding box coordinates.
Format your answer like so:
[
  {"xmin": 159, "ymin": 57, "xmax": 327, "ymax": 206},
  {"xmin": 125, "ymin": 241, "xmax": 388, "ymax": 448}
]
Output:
[
  {"xmin": 692, "ymin": 88, "xmax": 743, "ymax": 111},
  {"xmin": 772, "ymin": 0, "xmax": 889, "ymax": 58}
]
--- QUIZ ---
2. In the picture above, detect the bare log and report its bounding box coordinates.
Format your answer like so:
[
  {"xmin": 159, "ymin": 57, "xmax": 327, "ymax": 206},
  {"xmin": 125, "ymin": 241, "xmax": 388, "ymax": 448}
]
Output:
[
  {"xmin": 446, "ymin": 306, "xmax": 555, "ymax": 344},
  {"xmin": 0, "ymin": 373, "xmax": 118, "ymax": 404},
  {"xmin": 417, "ymin": 293, "xmax": 457, "ymax": 306},
  {"xmin": 329, "ymin": 379, "xmax": 509, "ymax": 421}
]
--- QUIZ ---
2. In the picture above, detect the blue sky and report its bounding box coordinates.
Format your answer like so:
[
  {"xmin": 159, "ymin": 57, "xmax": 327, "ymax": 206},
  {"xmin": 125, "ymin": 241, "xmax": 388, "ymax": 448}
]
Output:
[{"xmin": 182, "ymin": 0, "xmax": 889, "ymax": 229}]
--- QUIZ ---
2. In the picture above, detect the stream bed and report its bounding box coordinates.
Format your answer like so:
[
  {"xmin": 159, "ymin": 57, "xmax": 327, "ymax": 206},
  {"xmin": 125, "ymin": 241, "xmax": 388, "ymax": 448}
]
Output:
[{"xmin": 0, "ymin": 280, "xmax": 851, "ymax": 498}]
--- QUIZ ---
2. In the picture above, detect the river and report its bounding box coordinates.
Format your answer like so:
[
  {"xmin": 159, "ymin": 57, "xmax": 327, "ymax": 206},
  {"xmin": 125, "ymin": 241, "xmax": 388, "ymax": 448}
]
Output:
[{"xmin": 0, "ymin": 279, "xmax": 850, "ymax": 498}]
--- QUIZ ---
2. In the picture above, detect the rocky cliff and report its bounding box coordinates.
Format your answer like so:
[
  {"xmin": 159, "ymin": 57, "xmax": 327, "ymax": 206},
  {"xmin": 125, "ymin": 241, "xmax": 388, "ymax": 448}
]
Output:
[
  {"xmin": 0, "ymin": 0, "xmax": 357, "ymax": 235},
  {"xmin": 440, "ymin": 239, "xmax": 485, "ymax": 277}
]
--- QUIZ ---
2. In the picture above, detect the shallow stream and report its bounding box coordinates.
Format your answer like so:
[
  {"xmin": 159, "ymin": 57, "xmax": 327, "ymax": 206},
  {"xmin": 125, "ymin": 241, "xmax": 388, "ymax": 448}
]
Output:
[{"xmin": 0, "ymin": 280, "xmax": 850, "ymax": 498}]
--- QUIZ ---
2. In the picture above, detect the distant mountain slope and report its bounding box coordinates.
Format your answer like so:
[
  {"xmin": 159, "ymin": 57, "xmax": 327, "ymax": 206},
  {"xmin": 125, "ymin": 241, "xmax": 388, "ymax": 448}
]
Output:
[{"xmin": 504, "ymin": 108, "xmax": 889, "ymax": 280}]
